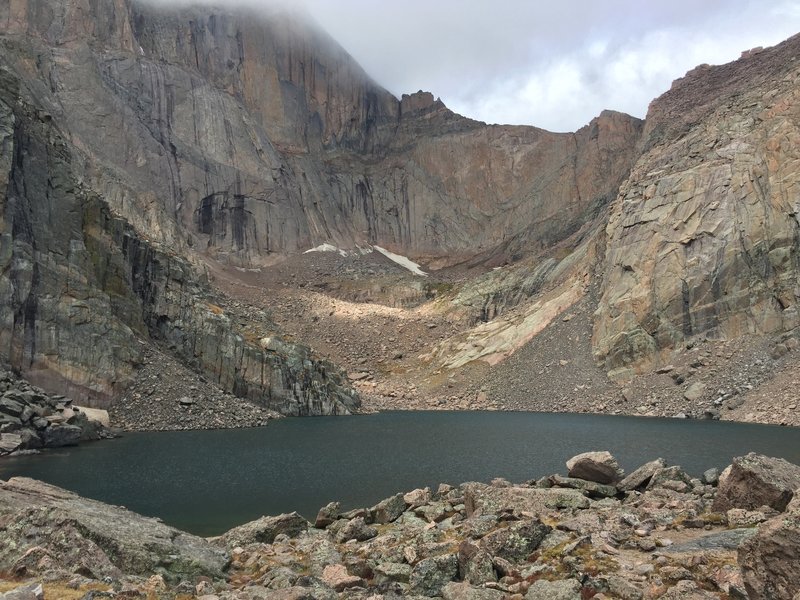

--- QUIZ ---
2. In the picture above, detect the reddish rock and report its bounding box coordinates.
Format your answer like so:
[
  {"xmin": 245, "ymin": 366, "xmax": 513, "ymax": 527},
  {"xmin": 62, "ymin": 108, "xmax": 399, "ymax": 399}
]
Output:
[
  {"xmin": 712, "ymin": 453, "xmax": 800, "ymax": 513},
  {"xmin": 738, "ymin": 513, "xmax": 800, "ymax": 600}
]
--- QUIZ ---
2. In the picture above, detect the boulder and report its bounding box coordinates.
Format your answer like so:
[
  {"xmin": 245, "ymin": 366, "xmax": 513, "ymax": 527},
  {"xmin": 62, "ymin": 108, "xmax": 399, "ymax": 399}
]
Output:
[
  {"xmin": 314, "ymin": 501, "xmax": 340, "ymax": 528},
  {"xmin": 712, "ymin": 453, "xmax": 800, "ymax": 513},
  {"xmin": 549, "ymin": 474, "xmax": 618, "ymax": 498},
  {"xmin": 74, "ymin": 406, "xmax": 110, "ymax": 427},
  {"xmin": 463, "ymin": 483, "xmax": 590, "ymax": 517},
  {"xmin": 335, "ymin": 517, "xmax": 377, "ymax": 543},
  {"xmin": 409, "ymin": 553, "xmax": 458, "ymax": 597},
  {"xmin": 479, "ymin": 520, "xmax": 551, "ymax": 562},
  {"xmin": 0, "ymin": 584, "xmax": 44, "ymax": 600},
  {"xmin": 457, "ymin": 540, "xmax": 497, "ymax": 585},
  {"xmin": 218, "ymin": 512, "xmax": 308, "ymax": 548},
  {"xmin": 40, "ymin": 424, "xmax": 82, "ymax": 447},
  {"xmin": 738, "ymin": 512, "xmax": 800, "ymax": 600},
  {"xmin": 442, "ymin": 582, "xmax": 505, "ymax": 600},
  {"xmin": 373, "ymin": 561, "xmax": 412, "ymax": 584},
  {"xmin": 618, "ymin": 458, "xmax": 666, "ymax": 491},
  {"xmin": 320, "ymin": 564, "xmax": 363, "ymax": 592},
  {"xmin": 646, "ymin": 465, "xmax": 693, "ymax": 492},
  {"xmin": 566, "ymin": 451, "xmax": 624, "ymax": 484},
  {"xmin": 404, "ymin": 487, "xmax": 432, "ymax": 507},
  {"xmin": 371, "ymin": 492, "xmax": 407, "ymax": 524},
  {"xmin": 525, "ymin": 578, "xmax": 582, "ymax": 599},
  {"xmin": 0, "ymin": 433, "xmax": 22, "ymax": 454}
]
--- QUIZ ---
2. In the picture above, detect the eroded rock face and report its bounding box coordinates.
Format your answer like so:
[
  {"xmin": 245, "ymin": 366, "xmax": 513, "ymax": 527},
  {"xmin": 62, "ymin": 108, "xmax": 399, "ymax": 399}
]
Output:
[{"xmin": 595, "ymin": 34, "xmax": 800, "ymax": 375}]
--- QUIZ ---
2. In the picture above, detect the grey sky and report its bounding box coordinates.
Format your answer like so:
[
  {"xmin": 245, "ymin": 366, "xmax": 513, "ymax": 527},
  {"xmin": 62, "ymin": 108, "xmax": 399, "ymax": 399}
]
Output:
[{"xmin": 149, "ymin": 0, "xmax": 800, "ymax": 132}]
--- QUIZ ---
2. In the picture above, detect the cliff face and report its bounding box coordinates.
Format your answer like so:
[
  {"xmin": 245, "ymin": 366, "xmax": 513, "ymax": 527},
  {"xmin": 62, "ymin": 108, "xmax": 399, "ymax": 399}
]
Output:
[
  {"xmin": 0, "ymin": 0, "xmax": 644, "ymax": 404},
  {"xmin": 1, "ymin": 0, "xmax": 643, "ymax": 264},
  {"xmin": 594, "ymin": 36, "xmax": 800, "ymax": 376},
  {"xmin": 4, "ymin": 0, "xmax": 798, "ymax": 408},
  {"xmin": 0, "ymin": 62, "xmax": 358, "ymax": 414}
]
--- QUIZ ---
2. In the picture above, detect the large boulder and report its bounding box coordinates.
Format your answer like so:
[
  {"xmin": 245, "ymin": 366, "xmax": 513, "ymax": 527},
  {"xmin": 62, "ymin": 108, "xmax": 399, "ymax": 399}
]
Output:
[
  {"xmin": 217, "ymin": 512, "xmax": 309, "ymax": 548},
  {"xmin": 457, "ymin": 541, "xmax": 497, "ymax": 585},
  {"xmin": 409, "ymin": 554, "xmax": 458, "ymax": 597},
  {"xmin": 618, "ymin": 458, "xmax": 666, "ymax": 491},
  {"xmin": 463, "ymin": 483, "xmax": 590, "ymax": 517},
  {"xmin": 0, "ymin": 478, "xmax": 227, "ymax": 581},
  {"xmin": 442, "ymin": 582, "xmax": 505, "ymax": 600},
  {"xmin": 370, "ymin": 492, "xmax": 407, "ymax": 524},
  {"xmin": 479, "ymin": 520, "xmax": 551, "ymax": 562},
  {"xmin": 712, "ymin": 453, "xmax": 800, "ymax": 513},
  {"xmin": 566, "ymin": 451, "xmax": 624, "ymax": 484},
  {"xmin": 40, "ymin": 424, "xmax": 82, "ymax": 447},
  {"xmin": 738, "ymin": 509, "xmax": 800, "ymax": 600}
]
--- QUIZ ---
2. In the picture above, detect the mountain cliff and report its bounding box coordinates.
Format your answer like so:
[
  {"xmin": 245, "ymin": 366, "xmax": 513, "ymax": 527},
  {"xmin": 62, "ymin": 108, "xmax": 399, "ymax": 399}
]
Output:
[{"xmin": 1, "ymin": 0, "xmax": 798, "ymax": 421}]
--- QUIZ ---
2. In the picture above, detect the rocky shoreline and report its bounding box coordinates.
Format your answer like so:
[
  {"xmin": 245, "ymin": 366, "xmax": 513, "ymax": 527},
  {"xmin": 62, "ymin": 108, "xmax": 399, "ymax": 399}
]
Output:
[
  {"xmin": 1, "ymin": 451, "xmax": 798, "ymax": 599},
  {"xmin": 0, "ymin": 369, "xmax": 113, "ymax": 458}
]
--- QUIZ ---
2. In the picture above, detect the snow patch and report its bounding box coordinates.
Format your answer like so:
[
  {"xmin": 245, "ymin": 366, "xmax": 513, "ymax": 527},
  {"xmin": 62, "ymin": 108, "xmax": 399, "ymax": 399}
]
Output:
[
  {"xmin": 304, "ymin": 243, "xmax": 347, "ymax": 257},
  {"xmin": 373, "ymin": 245, "xmax": 428, "ymax": 277}
]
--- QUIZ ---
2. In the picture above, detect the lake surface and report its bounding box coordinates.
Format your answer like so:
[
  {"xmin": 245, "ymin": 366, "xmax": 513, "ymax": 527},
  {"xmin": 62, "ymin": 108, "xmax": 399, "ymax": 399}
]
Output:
[{"xmin": 1, "ymin": 411, "xmax": 798, "ymax": 536}]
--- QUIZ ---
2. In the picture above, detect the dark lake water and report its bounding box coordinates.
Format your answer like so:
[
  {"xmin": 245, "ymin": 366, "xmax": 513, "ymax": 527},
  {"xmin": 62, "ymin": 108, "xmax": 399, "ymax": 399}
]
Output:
[{"xmin": 1, "ymin": 411, "xmax": 798, "ymax": 536}]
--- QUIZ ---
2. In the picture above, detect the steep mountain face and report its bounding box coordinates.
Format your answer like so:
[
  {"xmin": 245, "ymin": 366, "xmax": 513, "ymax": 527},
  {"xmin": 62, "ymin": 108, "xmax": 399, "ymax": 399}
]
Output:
[
  {"xmin": 0, "ymin": 63, "xmax": 358, "ymax": 414},
  {"xmin": 2, "ymin": 0, "xmax": 798, "ymax": 415},
  {"xmin": 0, "ymin": 0, "xmax": 642, "ymax": 406},
  {"xmin": 1, "ymin": 0, "xmax": 643, "ymax": 264},
  {"xmin": 594, "ymin": 36, "xmax": 800, "ymax": 377}
]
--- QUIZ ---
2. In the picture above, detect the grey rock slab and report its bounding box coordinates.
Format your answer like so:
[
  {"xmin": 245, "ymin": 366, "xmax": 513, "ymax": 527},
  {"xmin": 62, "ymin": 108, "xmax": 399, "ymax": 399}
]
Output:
[
  {"xmin": 618, "ymin": 458, "xmax": 666, "ymax": 491},
  {"xmin": 659, "ymin": 528, "xmax": 757, "ymax": 553},
  {"xmin": 409, "ymin": 553, "xmax": 458, "ymax": 597},
  {"xmin": 371, "ymin": 492, "xmax": 408, "ymax": 524},
  {"xmin": 463, "ymin": 483, "xmax": 590, "ymax": 517},
  {"xmin": 525, "ymin": 578, "xmax": 582, "ymax": 600},
  {"xmin": 217, "ymin": 512, "xmax": 309, "ymax": 548},
  {"xmin": 442, "ymin": 582, "xmax": 505, "ymax": 600},
  {"xmin": 0, "ymin": 477, "xmax": 227, "ymax": 580}
]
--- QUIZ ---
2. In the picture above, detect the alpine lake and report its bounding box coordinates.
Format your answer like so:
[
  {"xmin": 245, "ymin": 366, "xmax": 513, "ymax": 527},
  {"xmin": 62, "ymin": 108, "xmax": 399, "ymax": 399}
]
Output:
[{"xmin": 1, "ymin": 411, "xmax": 798, "ymax": 536}]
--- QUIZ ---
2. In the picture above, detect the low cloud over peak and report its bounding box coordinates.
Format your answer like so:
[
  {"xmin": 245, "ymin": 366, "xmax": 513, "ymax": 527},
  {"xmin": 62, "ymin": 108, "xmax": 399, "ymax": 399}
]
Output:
[{"xmin": 136, "ymin": 0, "xmax": 800, "ymax": 132}]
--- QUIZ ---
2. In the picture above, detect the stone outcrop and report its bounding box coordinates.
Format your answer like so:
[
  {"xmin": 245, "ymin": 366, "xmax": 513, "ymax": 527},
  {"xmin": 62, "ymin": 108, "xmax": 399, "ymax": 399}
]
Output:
[
  {"xmin": 0, "ymin": 477, "xmax": 228, "ymax": 581},
  {"xmin": 595, "ymin": 33, "xmax": 800, "ymax": 375}
]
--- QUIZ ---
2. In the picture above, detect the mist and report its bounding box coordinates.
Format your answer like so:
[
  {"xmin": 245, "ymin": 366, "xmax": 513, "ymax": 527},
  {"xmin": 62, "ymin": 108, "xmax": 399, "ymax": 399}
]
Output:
[{"xmin": 135, "ymin": 0, "xmax": 800, "ymax": 131}]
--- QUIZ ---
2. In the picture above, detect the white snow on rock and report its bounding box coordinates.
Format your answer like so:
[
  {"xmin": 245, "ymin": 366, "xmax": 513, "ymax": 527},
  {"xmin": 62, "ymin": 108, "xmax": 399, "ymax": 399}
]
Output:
[
  {"xmin": 373, "ymin": 245, "xmax": 428, "ymax": 277},
  {"xmin": 304, "ymin": 243, "xmax": 347, "ymax": 257}
]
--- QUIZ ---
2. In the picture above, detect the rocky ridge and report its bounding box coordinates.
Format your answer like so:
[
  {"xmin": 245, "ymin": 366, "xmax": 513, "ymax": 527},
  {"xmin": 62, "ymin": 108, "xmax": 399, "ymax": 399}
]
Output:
[{"xmin": 1, "ymin": 452, "xmax": 799, "ymax": 599}]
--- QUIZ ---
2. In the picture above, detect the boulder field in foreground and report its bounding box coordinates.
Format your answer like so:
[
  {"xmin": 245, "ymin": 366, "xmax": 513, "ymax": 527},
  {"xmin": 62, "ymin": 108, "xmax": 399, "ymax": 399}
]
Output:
[{"xmin": 0, "ymin": 452, "xmax": 798, "ymax": 599}]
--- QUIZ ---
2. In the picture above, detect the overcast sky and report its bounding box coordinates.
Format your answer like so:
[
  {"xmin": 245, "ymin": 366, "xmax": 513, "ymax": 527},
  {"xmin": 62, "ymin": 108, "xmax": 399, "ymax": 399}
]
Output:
[{"xmin": 151, "ymin": 0, "xmax": 800, "ymax": 132}]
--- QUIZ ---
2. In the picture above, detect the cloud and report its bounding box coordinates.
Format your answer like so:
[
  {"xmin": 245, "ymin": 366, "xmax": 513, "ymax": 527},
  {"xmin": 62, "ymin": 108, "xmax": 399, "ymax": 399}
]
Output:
[{"xmin": 136, "ymin": 0, "xmax": 800, "ymax": 131}]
